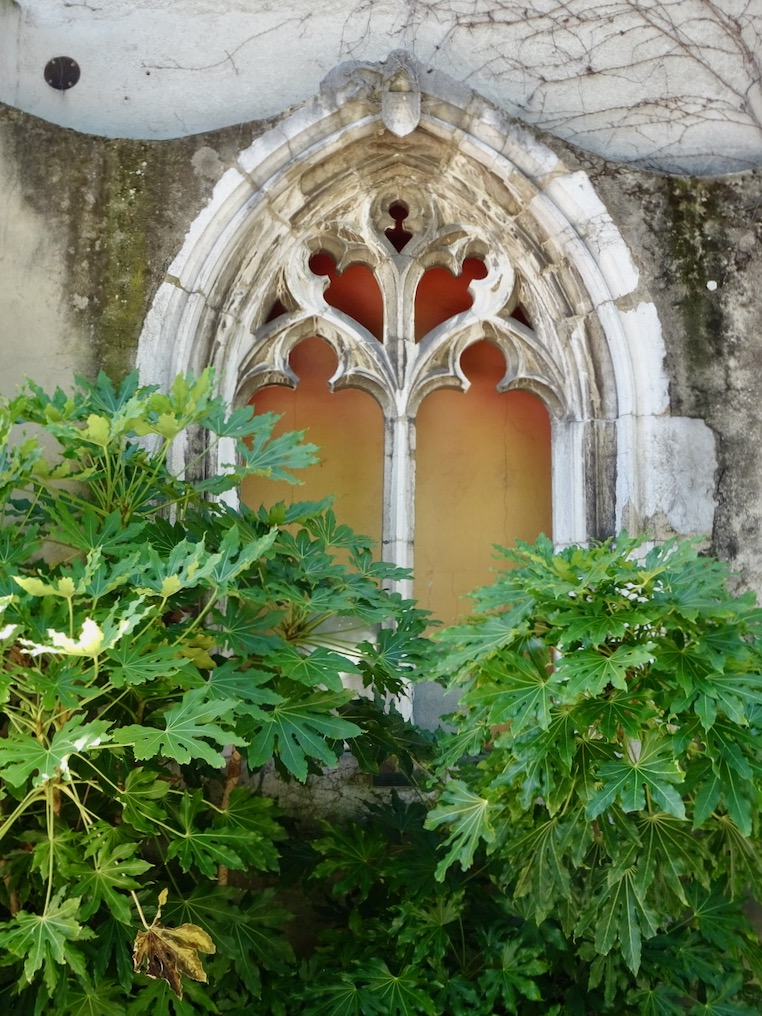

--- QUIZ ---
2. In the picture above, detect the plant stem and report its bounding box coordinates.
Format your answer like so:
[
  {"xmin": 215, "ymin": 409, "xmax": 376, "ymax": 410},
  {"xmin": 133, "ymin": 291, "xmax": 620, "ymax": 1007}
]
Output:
[{"xmin": 131, "ymin": 890, "xmax": 151, "ymax": 930}]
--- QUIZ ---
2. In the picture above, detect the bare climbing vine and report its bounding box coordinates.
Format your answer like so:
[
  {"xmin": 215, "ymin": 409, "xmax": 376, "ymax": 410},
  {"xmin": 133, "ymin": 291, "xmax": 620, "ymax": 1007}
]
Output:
[{"xmin": 337, "ymin": 0, "xmax": 762, "ymax": 173}]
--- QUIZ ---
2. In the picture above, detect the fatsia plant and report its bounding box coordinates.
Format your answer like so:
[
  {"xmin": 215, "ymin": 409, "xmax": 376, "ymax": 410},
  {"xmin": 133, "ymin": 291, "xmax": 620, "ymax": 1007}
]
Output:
[
  {"xmin": 427, "ymin": 534, "xmax": 762, "ymax": 1011},
  {"xmin": 0, "ymin": 369, "xmax": 432, "ymax": 1013}
]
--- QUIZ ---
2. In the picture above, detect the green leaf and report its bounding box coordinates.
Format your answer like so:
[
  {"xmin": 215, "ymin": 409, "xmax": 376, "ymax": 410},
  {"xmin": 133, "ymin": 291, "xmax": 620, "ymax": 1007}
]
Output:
[
  {"xmin": 425, "ymin": 780, "xmax": 498, "ymax": 879},
  {"xmin": 47, "ymin": 503, "xmax": 146, "ymax": 557},
  {"xmin": 117, "ymin": 767, "xmax": 171, "ymax": 833},
  {"xmin": 626, "ymin": 984, "xmax": 688, "ymax": 1016},
  {"xmin": 105, "ymin": 636, "xmax": 199, "ymax": 689},
  {"xmin": 66, "ymin": 978, "xmax": 128, "ymax": 1015},
  {"xmin": 637, "ymin": 811, "xmax": 708, "ymax": 906},
  {"xmin": 591, "ymin": 866, "xmax": 659, "ymax": 974},
  {"xmin": 215, "ymin": 891, "xmax": 295, "ymax": 983},
  {"xmin": 432, "ymin": 599, "xmax": 534, "ymax": 675},
  {"xmin": 69, "ymin": 839, "xmax": 153, "ymax": 924},
  {"xmin": 313, "ymin": 823, "xmax": 390, "ymax": 900},
  {"xmin": 114, "ymin": 687, "xmax": 243, "ymax": 768},
  {"xmin": 302, "ymin": 976, "xmax": 372, "ymax": 1016},
  {"xmin": 510, "ymin": 814, "xmax": 577, "ymax": 921},
  {"xmin": 586, "ymin": 736, "xmax": 686, "ymax": 820},
  {"xmin": 206, "ymin": 524, "xmax": 277, "ymax": 586},
  {"xmin": 204, "ymin": 660, "xmax": 282, "ymax": 710},
  {"xmin": 559, "ymin": 643, "xmax": 655, "ymax": 696},
  {"xmin": 478, "ymin": 942, "xmax": 546, "ymax": 1010},
  {"xmin": 243, "ymin": 691, "xmax": 361, "ymax": 781},
  {"xmin": 166, "ymin": 824, "xmax": 250, "ymax": 878},
  {"xmin": 686, "ymin": 882, "xmax": 751, "ymax": 952},
  {"xmin": 463, "ymin": 646, "xmax": 555, "ymax": 735},
  {"xmin": 364, "ymin": 959, "xmax": 438, "ymax": 1015},
  {"xmin": 272, "ymin": 643, "xmax": 359, "ymax": 692},
  {"xmin": 0, "ymin": 717, "xmax": 112, "ymax": 788},
  {"xmin": 0, "ymin": 895, "xmax": 92, "ymax": 992}
]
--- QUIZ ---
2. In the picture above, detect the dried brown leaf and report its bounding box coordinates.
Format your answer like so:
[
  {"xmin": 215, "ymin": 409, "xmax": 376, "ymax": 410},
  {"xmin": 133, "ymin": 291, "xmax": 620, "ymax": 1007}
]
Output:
[{"xmin": 133, "ymin": 892, "xmax": 216, "ymax": 999}]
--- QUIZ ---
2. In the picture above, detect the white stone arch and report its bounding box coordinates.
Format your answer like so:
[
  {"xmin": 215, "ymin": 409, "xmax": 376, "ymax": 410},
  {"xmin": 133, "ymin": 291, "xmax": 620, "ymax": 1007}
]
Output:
[{"xmin": 138, "ymin": 53, "xmax": 716, "ymax": 557}]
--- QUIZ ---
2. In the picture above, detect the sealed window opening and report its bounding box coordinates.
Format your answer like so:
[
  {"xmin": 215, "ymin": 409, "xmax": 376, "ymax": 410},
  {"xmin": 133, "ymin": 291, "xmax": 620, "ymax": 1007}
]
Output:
[
  {"xmin": 414, "ymin": 257, "xmax": 488, "ymax": 340},
  {"xmin": 241, "ymin": 337, "xmax": 384, "ymax": 547},
  {"xmin": 415, "ymin": 340, "xmax": 552, "ymax": 625},
  {"xmin": 385, "ymin": 203, "xmax": 413, "ymax": 252},
  {"xmin": 309, "ymin": 252, "xmax": 384, "ymax": 340}
]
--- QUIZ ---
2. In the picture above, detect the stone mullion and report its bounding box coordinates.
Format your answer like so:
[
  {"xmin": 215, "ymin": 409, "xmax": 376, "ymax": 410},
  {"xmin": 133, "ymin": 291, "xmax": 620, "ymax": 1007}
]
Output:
[{"xmin": 379, "ymin": 257, "xmax": 419, "ymax": 599}]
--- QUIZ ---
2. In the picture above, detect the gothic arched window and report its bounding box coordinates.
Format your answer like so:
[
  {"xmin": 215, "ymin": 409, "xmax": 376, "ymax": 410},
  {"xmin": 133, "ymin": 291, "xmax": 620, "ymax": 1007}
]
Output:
[{"xmin": 239, "ymin": 196, "xmax": 552, "ymax": 622}]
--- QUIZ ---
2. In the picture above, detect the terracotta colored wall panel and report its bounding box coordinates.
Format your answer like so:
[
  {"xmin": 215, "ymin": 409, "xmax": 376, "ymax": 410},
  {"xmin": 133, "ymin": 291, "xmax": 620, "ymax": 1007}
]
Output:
[
  {"xmin": 241, "ymin": 337, "xmax": 384, "ymax": 546},
  {"xmin": 415, "ymin": 341, "xmax": 552, "ymax": 623}
]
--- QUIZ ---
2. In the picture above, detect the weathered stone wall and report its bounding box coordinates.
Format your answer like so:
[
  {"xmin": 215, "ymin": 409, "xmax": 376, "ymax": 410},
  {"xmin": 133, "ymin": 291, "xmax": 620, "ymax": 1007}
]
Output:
[
  {"xmin": 1, "ymin": 99, "xmax": 761, "ymax": 589},
  {"xmin": 582, "ymin": 161, "xmax": 762, "ymax": 589},
  {"xmin": 0, "ymin": 105, "xmax": 266, "ymax": 388}
]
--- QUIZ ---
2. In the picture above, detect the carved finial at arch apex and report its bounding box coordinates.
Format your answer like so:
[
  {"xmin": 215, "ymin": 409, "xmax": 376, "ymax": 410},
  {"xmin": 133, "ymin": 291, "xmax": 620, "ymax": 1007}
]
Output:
[
  {"xmin": 381, "ymin": 51, "xmax": 421, "ymax": 137},
  {"xmin": 319, "ymin": 51, "xmax": 422, "ymax": 136}
]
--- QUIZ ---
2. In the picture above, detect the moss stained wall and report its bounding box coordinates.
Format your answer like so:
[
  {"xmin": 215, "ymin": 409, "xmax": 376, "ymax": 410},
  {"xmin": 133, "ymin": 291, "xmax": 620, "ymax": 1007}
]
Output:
[
  {"xmin": 583, "ymin": 159, "xmax": 762, "ymax": 587},
  {"xmin": 0, "ymin": 104, "xmax": 263, "ymax": 383},
  {"xmin": 2, "ymin": 102, "xmax": 762, "ymax": 589}
]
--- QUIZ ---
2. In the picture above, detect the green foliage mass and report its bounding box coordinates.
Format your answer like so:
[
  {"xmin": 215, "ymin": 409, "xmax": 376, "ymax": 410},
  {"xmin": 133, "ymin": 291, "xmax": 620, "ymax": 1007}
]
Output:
[
  {"xmin": 427, "ymin": 533, "xmax": 762, "ymax": 1010},
  {"xmin": 0, "ymin": 369, "xmax": 432, "ymax": 1012},
  {"xmin": 1, "ymin": 370, "xmax": 761, "ymax": 1012}
]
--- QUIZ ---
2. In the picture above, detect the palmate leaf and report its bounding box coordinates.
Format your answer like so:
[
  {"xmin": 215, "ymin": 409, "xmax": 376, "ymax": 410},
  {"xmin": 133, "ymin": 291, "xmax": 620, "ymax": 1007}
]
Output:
[
  {"xmin": 432, "ymin": 599, "xmax": 534, "ymax": 675},
  {"xmin": 576, "ymin": 690, "xmax": 657, "ymax": 741},
  {"xmin": 626, "ymin": 985, "xmax": 688, "ymax": 1015},
  {"xmin": 271, "ymin": 643, "xmax": 359, "ymax": 692},
  {"xmin": 0, "ymin": 894, "xmax": 92, "ymax": 992},
  {"xmin": 478, "ymin": 942, "xmax": 546, "ymax": 1011},
  {"xmin": 105, "ymin": 636, "xmax": 200, "ymax": 689},
  {"xmin": 364, "ymin": 959, "xmax": 438, "ymax": 1016},
  {"xmin": 510, "ymin": 813, "xmax": 578, "ymax": 921},
  {"xmin": 215, "ymin": 891, "xmax": 296, "ymax": 988},
  {"xmin": 558, "ymin": 643, "xmax": 656, "ymax": 696},
  {"xmin": 552, "ymin": 606, "xmax": 649, "ymax": 649},
  {"xmin": 166, "ymin": 790, "xmax": 276, "ymax": 878},
  {"xmin": 463, "ymin": 647, "xmax": 555, "ymax": 735},
  {"xmin": 243, "ymin": 691, "xmax": 361, "ymax": 781},
  {"xmin": 392, "ymin": 890, "xmax": 465, "ymax": 966},
  {"xmin": 590, "ymin": 865, "xmax": 659, "ymax": 974},
  {"xmin": 705, "ymin": 815, "xmax": 762, "ymax": 898},
  {"xmin": 47, "ymin": 503, "xmax": 146, "ymax": 557},
  {"xmin": 586, "ymin": 735, "xmax": 686, "ymax": 820},
  {"xmin": 686, "ymin": 882, "xmax": 752, "ymax": 952},
  {"xmin": 91, "ymin": 914, "xmax": 134, "ymax": 992},
  {"xmin": 425, "ymin": 780, "xmax": 498, "ymax": 880},
  {"xmin": 117, "ymin": 767, "xmax": 171, "ymax": 834},
  {"xmin": 302, "ymin": 976, "xmax": 372, "ymax": 1016},
  {"xmin": 212, "ymin": 600, "xmax": 284, "ymax": 655},
  {"xmin": 204, "ymin": 660, "xmax": 282, "ymax": 711},
  {"xmin": 0, "ymin": 717, "xmax": 112, "ymax": 788},
  {"xmin": 69, "ymin": 840, "xmax": 153, "ymax": 924},
  {"xmin": 217, "ymin": 420, "xmax": 318, "ymax": 486},
  {"xmin": 312, "ymin": 823, "xmax": 390, "ymax": 900},
  {"xmin": 205, "ymin": 524, "xmax": 277, "ymax": 587},
  {"xmin": 637, "ymin": 812, "xmax": 709, "ymax": 906},
  {"xmin": 114, "ymin": 687, "xmax": 243, "ymax": 768},
  {"xmin": 163, "ymin": 885, "xmax": 294, "ymax": 992},
  {"xmin": 64, "ymin": 978, "xmax": 128, "ymax": 1016}
]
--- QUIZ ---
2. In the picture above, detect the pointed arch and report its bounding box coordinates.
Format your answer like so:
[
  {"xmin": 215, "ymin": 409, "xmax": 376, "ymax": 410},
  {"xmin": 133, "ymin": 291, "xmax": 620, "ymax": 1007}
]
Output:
[{"xmin": 137, "ymin": 53, "xmax": 716, "ymax": 552}]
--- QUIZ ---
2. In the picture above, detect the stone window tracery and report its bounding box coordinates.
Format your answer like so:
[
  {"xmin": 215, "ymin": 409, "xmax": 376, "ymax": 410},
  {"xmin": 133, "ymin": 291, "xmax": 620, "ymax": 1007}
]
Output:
[{"xmin": 240, "ymin": 192, "xmax": 552, "ymax": 621}]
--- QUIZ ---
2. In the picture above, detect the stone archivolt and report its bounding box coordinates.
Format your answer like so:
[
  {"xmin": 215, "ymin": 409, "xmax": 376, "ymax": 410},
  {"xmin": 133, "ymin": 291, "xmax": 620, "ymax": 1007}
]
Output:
[{"xmin": 138, "ymin": 54, "xmax": 716, "ymax": 553}]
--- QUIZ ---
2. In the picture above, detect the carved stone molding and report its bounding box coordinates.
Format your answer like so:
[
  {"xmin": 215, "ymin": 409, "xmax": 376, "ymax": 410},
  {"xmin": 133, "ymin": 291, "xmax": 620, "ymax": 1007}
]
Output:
[{"xmin": 137, "ymin": 54, "xmax": 717, "ymax": 554}]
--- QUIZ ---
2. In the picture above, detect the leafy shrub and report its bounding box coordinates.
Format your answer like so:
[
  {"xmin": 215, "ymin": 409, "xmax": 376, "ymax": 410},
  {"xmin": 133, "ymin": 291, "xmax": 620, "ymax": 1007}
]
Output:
[
  {"xmin": 0, "ymin": 370, "xmax": 431, "ymax": 1014},
  {"xmin": 2, "ymin": 370, "xmax": 761, "ymax": 1014},
  {"xmin": 427, "ymin": 534, "xmax": 762, "ymax": 1012}
]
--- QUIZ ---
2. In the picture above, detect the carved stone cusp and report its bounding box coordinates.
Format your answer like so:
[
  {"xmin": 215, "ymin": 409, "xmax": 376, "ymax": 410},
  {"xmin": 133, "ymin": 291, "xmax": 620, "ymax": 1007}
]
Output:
[{"xmin": 381, "ymin": 52, "xmax": 421, "ymax": 137}]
